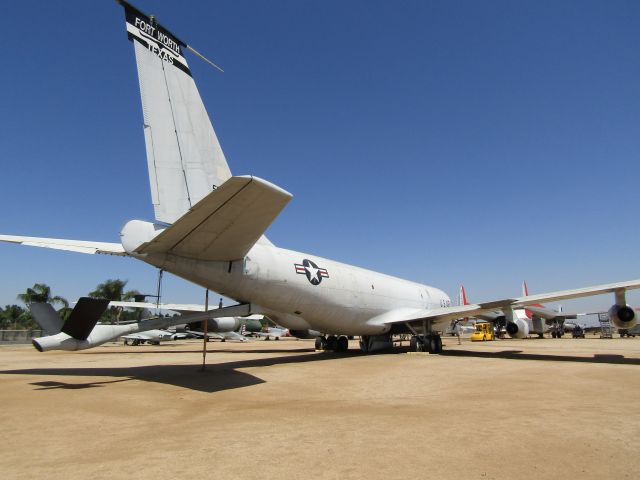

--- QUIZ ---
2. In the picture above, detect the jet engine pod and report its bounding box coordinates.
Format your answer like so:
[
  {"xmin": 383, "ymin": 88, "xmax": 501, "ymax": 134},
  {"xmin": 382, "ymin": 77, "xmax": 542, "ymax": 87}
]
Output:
[
  {"xmin": 289, "ymin": 329, "xmax": 322, "ymax": 339},
  {"xmin": 608, "ymin": 304, "xmax": 637, "ymax": 329},
  {"xmin": 209, "ymin": 317, "xmax": 241, "ymax": 333},
  {"xmin": 506, "ymin": 318, "xmax": 529, "ymax": 339}
]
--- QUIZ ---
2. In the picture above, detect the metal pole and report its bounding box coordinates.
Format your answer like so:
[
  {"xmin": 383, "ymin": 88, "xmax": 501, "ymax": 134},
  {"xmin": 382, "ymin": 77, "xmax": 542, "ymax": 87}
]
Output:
[
  {"xmin": 201, "ymin": 289, "xmax": 209, "ymax": 371},
  {"xmin": 156, "ymin": 269, "xmax": 164, "ymax": 311}
]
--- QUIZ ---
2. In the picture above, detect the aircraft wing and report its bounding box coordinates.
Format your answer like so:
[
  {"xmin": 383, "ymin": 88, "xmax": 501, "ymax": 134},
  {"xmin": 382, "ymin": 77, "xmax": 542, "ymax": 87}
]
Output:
[
  {"xmin": 0, "ymin": 235, "xmax": 126, "ymax": 256},
  {"xmin": 109, "ymin": 301, "xmax": 207, "ymax": 312},
  {"xmin": 134, "ymin": 176, "xmax": 292, "ymax": 261},
  {"xmin": 523, "ymin": 305, "xmax": 577, "ymax": 320},
  {"xmin": 373, "ymin": 279, "xmax": 640, "ymax": 330}
]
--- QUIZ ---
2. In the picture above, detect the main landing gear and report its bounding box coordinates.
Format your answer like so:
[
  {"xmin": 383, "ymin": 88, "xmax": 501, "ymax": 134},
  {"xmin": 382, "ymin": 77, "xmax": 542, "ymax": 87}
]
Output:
[
  {"xmin": 315, "ymin": 335, "xmax": 349, "ymax": 352},
  {"xmin": 409, "ymin": 334, "xmax": 443, "ymax": 354}
]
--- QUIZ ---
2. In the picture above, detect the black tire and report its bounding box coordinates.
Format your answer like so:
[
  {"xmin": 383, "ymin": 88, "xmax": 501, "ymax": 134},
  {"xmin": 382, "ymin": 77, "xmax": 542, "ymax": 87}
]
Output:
[
  {"xmin": 434, "ymin": 336, "xmax": 443, "ymax": 354},
  {"xmin": 429, "ymin": 336, "xmax": 439, "ymax": 354},
  {"xmin": 336, "ymin": 336, "xmax": 348, "ymax": 352},
  {"xmin": 315, "ymin": 336, "xmax": 327, "ymax": 351},
  {"xmin": 326, "ymin": 335, "xmax": 338, "ymax": 351}
]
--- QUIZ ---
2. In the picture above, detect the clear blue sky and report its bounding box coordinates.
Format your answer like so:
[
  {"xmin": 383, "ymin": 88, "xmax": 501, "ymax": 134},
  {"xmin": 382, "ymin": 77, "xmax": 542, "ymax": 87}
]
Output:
[{"xmin": 1, "ymin": 0, "xmax": 639, "ymax": 313}]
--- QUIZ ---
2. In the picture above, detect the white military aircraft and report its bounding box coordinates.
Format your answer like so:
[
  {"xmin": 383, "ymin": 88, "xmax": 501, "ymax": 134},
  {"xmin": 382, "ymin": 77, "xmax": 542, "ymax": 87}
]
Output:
[
  {"xmin": 2, "ymin": 1, "xmax": 640, "ymax": 354},
  {"xmin": 122, "ymin": 329, "xmax": 175, "ymax": 346}
]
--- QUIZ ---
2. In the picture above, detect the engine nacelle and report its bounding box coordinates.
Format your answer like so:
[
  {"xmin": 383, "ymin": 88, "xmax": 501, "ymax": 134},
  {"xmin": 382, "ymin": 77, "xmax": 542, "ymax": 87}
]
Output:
[
  {"xmin": 506, "ymin": 318, "xmax": 529, "ymax": 339},
  {"xmin": 189, "ymin": 317, "xmax": 241, "ymax": 333},
  {"xmin": 289, "ymin": 329, "xmax": 322, "ymax": 339},
  {"xmin": 211, "ymin": 317, "xmax": 241, "ymax": 332},
  {"xmin": 608, "ymin": 305, "xmax": 637, "ymax": 329}
]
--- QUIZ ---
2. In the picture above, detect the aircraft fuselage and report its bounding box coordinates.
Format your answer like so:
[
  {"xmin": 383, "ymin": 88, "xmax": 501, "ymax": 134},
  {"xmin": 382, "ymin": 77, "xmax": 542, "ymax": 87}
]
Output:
[{"xmin": 135, "ymin": 243, "xmax": 451, "ymax": 336}]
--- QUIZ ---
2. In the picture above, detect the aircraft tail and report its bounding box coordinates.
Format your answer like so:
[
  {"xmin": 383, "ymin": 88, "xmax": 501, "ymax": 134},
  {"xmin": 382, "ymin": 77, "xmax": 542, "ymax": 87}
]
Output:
[
  {"xmin": 31, "ymin": 298, "xmax": 110, "ymax": 352},
  {"xmin": 458, "ymin": 285, "xmax": 469, "ymax": 306},
  {"xmin": 522, "ymin": 281, "xmax": 529, "ymax": 296},
  {"xmin": 118, "ymin": 1, "xmax": 231, "ymax": 225}
]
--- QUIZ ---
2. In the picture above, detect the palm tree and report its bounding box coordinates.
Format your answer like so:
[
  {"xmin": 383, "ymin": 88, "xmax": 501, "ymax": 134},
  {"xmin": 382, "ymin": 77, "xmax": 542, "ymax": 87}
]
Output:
[
  {"xmin": 89, "ymin": 279, "xmax": 140, "ymax": 324},
  {"xmin": 1, "ymin": 304, "xmax": 27, "ymax": 330},
  {"xmin": 17, "ymin": 283, "xmax": 68, "ymax": 308}
]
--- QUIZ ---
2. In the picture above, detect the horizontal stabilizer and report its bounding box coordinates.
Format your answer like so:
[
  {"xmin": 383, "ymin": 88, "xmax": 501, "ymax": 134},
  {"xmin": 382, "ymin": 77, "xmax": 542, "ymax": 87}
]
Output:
[
  {"xmin": 61, "ymin": 297, "xmax": 110, "ymax": 340},
  {"xmin": 0, "ymin": 235, "xmax": 127, "ymax": 256},
  {"xmin": 136, "ymin": 176, "xmax": 292, "ymax": 261},
  {"xmin": 109, "ymin": 301, "xmax": 207, "ymax": 312}
]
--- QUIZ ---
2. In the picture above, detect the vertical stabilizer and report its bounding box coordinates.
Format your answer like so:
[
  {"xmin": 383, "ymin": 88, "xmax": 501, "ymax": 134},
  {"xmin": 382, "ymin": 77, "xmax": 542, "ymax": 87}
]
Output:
[
  {"xmin": 119, "ymin": 1, "xmax": 231, "ymax": 224},
  {"xmin": 458, "ymin": 285, "xmax": 469, "ymax": 306},
  {"xmin": 522, "ymin": 281, "xmax": 529, "ymax": 297}
]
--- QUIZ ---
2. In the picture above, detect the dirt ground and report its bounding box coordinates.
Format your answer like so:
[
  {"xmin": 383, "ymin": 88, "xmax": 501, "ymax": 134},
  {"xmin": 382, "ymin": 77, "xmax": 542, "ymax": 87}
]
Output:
[{"xmin": 1, "ymin": 336, "xmax": 639, "ymax": 480}]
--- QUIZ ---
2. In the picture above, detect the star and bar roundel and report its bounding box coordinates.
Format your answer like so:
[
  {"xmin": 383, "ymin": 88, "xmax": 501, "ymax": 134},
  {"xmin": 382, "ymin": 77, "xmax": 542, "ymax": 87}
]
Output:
[{"xmin": 294, "ymin": 259, "xmax": 329, "ymax": 285}]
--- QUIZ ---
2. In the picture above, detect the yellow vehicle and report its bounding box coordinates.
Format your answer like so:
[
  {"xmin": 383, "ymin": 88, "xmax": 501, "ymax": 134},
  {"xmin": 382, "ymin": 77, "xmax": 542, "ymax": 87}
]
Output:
[{"xmin": 470, "ymin": 322, "xmax": 494, "ymax": 342}]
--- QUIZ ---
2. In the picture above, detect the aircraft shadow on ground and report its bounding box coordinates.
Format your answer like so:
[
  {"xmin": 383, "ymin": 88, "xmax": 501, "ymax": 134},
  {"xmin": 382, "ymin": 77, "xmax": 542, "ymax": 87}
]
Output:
[
  {"xmin": 0, "ymin": 351, "xmax": 359, "ymax": 393},
  {"xmin": 441, "ymin": 348, "xmax": 640, "ymax": 365},
  {"xmin": 83, "ymin": 347, "xmax": 316, "ymax": 355}
]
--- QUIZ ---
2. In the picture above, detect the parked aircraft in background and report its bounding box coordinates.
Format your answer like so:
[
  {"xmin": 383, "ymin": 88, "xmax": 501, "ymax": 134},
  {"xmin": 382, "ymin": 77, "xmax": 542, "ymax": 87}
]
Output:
[
  {"xmin": 457, "ymin": 283, "xmax": 580, "ymax": 339},
  {"xmin": 248, "ymin": 326, "xmax": 291, "ymax": 341},
  {"xmin": 122, "ymin": 329, "xmax": 175, "ymax": 345},
  {"xmin": 445, "ymin": 286, "xmax": 476, "ymax": 336},
  {"xmin": 112, "ymin": 300, "xmax": 263, "ymax": 341},
  {"xmin": 28, "ymin": 297, "xmax": 199, "ymax": 351},
  {"xmin": 181, "ymin": 328, "xmax": 251, "ymax": 343},
  {"xmin": 2, "ymin": 1, "xmax": 640, "ymax": 355}
]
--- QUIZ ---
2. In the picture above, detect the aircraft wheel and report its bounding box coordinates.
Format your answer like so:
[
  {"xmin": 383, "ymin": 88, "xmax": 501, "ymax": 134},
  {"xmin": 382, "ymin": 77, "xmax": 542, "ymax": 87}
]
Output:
[
  {"xmin": 326, "ymin": 335, "xmax": 338, "ymax": 351},
  {"xmin": 315, "ymin": 336, "xmax": 327, "ymax": 351},
  {"xmin": 336, "ymin": 335, "xmax": 348, "ymax": 352},
  {"xmin": 551, "ymin": 331, "xmax": 557, "ymax": 338},
  {"xmin": 436, "ymin": 335, "xmax": 443, "ymax": 353},
  {"xmin": 429, "ymin": 335, "xmax": 440, "ymax": 354}
]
